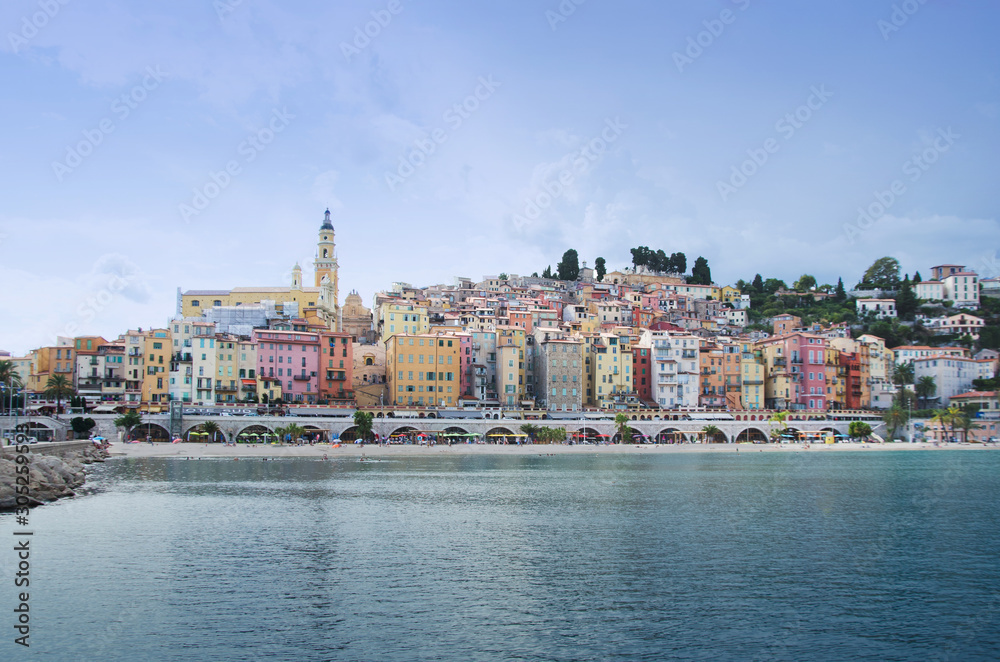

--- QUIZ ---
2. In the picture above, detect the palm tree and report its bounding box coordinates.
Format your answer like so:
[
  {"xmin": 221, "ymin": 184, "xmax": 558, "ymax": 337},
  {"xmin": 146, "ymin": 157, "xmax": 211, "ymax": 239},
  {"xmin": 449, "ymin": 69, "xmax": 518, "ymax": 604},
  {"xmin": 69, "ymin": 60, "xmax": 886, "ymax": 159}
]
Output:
[
  {"xmin": 45, "ymin": 374, "xmax": 74, "ymax": 414},
  {"xmin": 201, "ymin": 420, "xmax": 221, "ymax": 443},
  {"xmin": 954, "ymin": 407, "xmax": 982, "ymax": 443},
  {"xmin": 914, "ymin": 376, "xmax": 936, "ymax": 410},
  {"xmin": 701, "ymin": 424, "xmax": 723, "ymax": 443},
  {"xmin": 0, "ymin": 360, "xmax": 23, "ymax": 389},
  {"xmin": 614, "ymin": 412, "xmax": 633, "ymax": 444},
  {"xmin": 882, "ymin": 406, "xmax": 909, "ymax": 440},
  {"xmin": 519, "ymin": 423, "xmax": 538, "ymax": 442},
  {"xmin": 284, "ymin": 423, "xmax": 306, "ymax": 443},
  {"xmin": 892, "ymin": 363, "xmax": 914, "ymax": 403},
  {"xmin": 353, "ymin": 410, "xmax": 374, "ymax": 442},
  {"xmin": 768, "ymin": 411, "xmax": 789, "ymax": 441}
]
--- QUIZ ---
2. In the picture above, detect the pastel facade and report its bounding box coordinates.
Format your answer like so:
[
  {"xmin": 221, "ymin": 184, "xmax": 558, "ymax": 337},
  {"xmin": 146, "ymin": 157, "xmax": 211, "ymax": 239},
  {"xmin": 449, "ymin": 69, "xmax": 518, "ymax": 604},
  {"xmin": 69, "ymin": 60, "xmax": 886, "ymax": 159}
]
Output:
[
  {"xmin": 254, "ymin": 328, "xmax": 321, "ymax": 404},
  {"xmin": 387, "ymin": 333, "xmax": 462, "ymax": 406}
]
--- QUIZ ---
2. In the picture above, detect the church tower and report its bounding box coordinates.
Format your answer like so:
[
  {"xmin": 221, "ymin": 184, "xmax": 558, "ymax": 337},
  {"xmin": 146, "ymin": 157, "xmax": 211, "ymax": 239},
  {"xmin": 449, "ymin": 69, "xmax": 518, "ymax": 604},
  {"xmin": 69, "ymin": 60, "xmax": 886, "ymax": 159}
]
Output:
[{"xmin": 314, "ymin": 209, "xmax": 339, "ymax": 299}]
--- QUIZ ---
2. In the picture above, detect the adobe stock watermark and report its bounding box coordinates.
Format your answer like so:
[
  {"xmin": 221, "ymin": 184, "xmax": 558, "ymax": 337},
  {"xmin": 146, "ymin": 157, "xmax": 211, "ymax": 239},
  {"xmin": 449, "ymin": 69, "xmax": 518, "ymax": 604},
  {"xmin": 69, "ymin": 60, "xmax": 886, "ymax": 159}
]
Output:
[
  {"xmin": 214, "ymin": 0, "xmax": 245, "ymax": 22},
  {"xmin": 179, "ymin": 107, "xmax": 294, "ymax": 222},
  {"xmin": 546, "ymin": 0, "xmax": 587, "ymax": 32},
  {"xmin": 511, "ymin": 117, "xmax": 627, "ymax": 231},
  {"xmin": 51, "ymin": 66, "xmax": 166, "ymax": 182},
  {"xmin": 7, "ymin": 0, "xmax": 71, "ymax": 54},
  {"xmin": 717, "ymin": 84, "xmax": 832, "ymax": 202},
  {"xmin": 340, "ymin": 0, "xmax": 405, "ymax": 61},
  {"xmin": 843, "ymin": 127, "xmax": 959, "ymax": 244},
  {"xmin": 673, "ymin": 0, "xmax": 751, "ymax": 73},
  {"xmin": 384, "ymin": 76, "xmax": 501, "ymax": 191},
  {"xmin": 60, "ymin": 269, "xmax": 141, "ymax": 339},
  {"xmin": 878, "ymin": 0, "xmax": 929, "ymax": 41}
]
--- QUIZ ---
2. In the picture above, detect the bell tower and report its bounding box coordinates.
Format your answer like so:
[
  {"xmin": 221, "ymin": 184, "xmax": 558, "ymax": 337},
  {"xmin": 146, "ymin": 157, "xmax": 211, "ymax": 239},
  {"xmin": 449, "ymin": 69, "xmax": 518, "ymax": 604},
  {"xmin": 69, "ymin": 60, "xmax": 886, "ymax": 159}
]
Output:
[{"xmin": 314, "ymin": 209, "xmax": 339, "ymax": 309}]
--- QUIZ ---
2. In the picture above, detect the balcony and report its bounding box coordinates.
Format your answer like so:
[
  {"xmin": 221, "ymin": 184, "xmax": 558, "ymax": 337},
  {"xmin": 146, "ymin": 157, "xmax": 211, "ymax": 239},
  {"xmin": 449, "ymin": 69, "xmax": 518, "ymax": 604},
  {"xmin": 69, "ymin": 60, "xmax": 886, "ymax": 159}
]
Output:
[
  {"xmin": 293, "ymin": 374, "xmax": 312, "ymax": 381},
  {"xmin": 215, "ymin": 383, "xmax": 237, "ymax": 392},
  {"xmin": 773, "ymin": 357, "xmax": 786, "ymax": 366},
  {"xmin": 325, "ymin": 371, "xmax": 347, "ymax": 381}
]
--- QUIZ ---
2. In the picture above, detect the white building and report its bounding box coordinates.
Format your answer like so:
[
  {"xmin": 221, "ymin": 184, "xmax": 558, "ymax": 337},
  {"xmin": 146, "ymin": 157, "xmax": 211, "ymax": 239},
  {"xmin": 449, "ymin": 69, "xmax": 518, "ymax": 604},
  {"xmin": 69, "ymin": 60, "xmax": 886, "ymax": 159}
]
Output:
[
  {"xmin": 856, "ymin": 298, "xmax": 897, "ymax": 319},
  {"xmin": 893, "ymin": 345, "xmax": 968, "ymax": 365},
  {"xmin": 941, "ymin": 272, "xmax": 979, "ymax": 309},
  {"xmin": 915, "ymin": 280, "xmax": 944, "ymax": 301},
  {"xmin": 641, "ymin": 330, "xmax": 700, "ymax": 409},
  {"xmin": 920, "ymin": 313, "xmax": 985, "ymax": 339},
  {"xmin": 912, "ymin": 356, "xmax": 995, "ymax": 405}
]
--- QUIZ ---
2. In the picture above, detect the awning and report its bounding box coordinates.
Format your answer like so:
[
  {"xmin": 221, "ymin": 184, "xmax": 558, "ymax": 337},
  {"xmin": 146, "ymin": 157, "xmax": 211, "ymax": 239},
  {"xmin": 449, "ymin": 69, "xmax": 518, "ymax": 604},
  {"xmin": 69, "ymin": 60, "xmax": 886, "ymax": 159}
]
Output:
[
  {"xmin": 92, "ymin": 405, "xmax": 119, "ymax": 413},
  {"xmin": 241, "ymin": 379, "xmax": 256, "ymax": 385}
]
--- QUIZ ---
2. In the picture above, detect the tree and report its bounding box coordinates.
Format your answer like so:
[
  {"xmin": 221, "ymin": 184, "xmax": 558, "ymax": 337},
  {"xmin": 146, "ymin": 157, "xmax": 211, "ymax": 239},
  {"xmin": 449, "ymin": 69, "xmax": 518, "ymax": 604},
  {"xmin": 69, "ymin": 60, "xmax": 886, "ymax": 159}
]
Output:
[
  {"xmin": 859, "ymin": 256, "xmax": 901, "ymax": 290},
  {"xmin": 793, "ymin": 274, "xmax": 817, "ymax": 292},
  {"xmin": 114, "ymin": 410, "xmax": 142, "ymax": 441},
  {"xmin": 557, "ymin": 249, "xmax": 580, "ymax": 281},
  {"xmin": 615, "ymin": 413, "xmax": 633, "ymax": 443},
  {"xmin": 202, "ymin": 421, "xmax": 221, "ymax": 443},
  {"xmin": 882, "ymin": 406, "xmax": 909, "ymax": 440},
  {"xmin": 44, "ymin": 374, "xmax": 73, "ymax": 414},
  {"xmin": 0, "ymin": 360, "xmax": 23, "ymax": 390},
  {"xmin": 892, "ymin": 363, "xmax": 914, "ymax": 402},
  {"xmin": 751, "ymin": 274, "xmax": 764, "ymax": 294},
  {"xmin": 834, "ymin": 278, "xmax": 846, "ymax": 302},
  {"xmin": 915, "ymin": 376, "xmax": 937, "ymax": 409},
  {"xmin": 630, "ymin": 246, "xmax": 652, "ymax": 270},
  {"xmin": 531, "ymin": 272, "xmax": 538, "ymax": 278},
  {"xmin": 763, "ymin": 278, "xmax": 787, "ymax": 295},
  {"xmin": 542, "ymin": 265, "xmax": 553, "ymax": 279},
  {"xmin": 595, "ymin": 257, "xmax": 606, "ymax": 282},
  {"xmin": 690, "ymin": 256, "xmax": 712, "ymax": 285},
  {"xmin": 769, "ymin": 411, "xmax": 789, "ymax": 441},
  {"xmin": 895, "ymin": 275, "xmax": 918, "ymax": 319},
  {"xmin": 498, "ymin": 273, "xmax": 508, "ymax": 281},
  {"xmin": 652, "ymin": 249, "xmax": 668, "ymax": 273},
  {"xmin": 848, "ymin": 421, "xmax": 873, "ymax": 440},
  {"xmin": 70, "ymin": 417, "xmax": 96, "ymax": 439},
  {"xmin": 669, "ymin": 252, "xmax": 687, "ymax": 275},
  {"xmin": 701, "ymin": 425, "xmax": 723, "ymax": 443},
  {"xmin": 519, "ymin": 423, "xmax": 538, "ymax": 442},
  {"xmin": 913, "ymin": 271, "xmax": 922, "ymax": 284},
  {"xmin": 353, "ymin": 410, "xmax": 374, "ymax": 442}
]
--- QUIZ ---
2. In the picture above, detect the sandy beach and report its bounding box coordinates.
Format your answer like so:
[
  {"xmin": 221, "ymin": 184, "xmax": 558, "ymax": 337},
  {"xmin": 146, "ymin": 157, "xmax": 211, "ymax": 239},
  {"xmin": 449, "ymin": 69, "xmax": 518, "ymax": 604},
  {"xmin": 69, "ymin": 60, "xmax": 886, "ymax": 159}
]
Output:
[{"xmin": 107, "ymin": 440, "xmax": 1000, "ymax": 459}]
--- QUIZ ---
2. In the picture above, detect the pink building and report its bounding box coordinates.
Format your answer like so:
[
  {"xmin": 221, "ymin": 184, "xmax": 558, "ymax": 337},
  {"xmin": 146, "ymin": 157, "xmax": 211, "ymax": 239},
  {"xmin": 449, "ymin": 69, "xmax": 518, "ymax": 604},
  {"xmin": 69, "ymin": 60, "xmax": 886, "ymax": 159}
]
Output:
[
  {"xmin": 253, "ymin": 328, "xmax": 321, "ymax": 404},
  {"xmin": 760, "ymin": 333, "xmax": 829, "ymax": 411}
]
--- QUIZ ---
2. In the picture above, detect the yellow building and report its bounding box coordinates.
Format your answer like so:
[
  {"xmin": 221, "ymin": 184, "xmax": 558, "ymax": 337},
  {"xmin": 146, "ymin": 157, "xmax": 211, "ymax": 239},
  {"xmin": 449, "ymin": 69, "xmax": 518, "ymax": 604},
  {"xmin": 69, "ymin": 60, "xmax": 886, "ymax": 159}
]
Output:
[
  {"xmin": 379, "ymin": 302, "xmax": 430, "ymax": 342},
  {"xmin": 720, "ymin": 286, "xmax": 741, "ymax": 304},
  {"xmin": 496, "ymin": 326, "xmax": 527, "ymax": 407},
  {"xmin": 826, "ymin": 346, "xmax": 847, "ymax": 410},
  {"xmin": 179, "ymin": 210, "xmax": 340, "ymax": 328},
  {"xmin": 387, "ymin": 333, "xmax": 462, "ymax": 406},
  {"xmin": 214, "ymin": 335, "xmax": 240, "ymax": 403},
  {"xmin": 589, "ymin": 332, "xmax": 633, "ymax": 407},
  {"xmin": 27, "ymin": 344, "xmax": 76, "ymax": 394},
  {"xmin": 741, "ymin": 344, "xmax": 765, "ymax": 410},
  {"xmin": 141, "ymin": 328, "xmax": 171, "ymax": 410}
]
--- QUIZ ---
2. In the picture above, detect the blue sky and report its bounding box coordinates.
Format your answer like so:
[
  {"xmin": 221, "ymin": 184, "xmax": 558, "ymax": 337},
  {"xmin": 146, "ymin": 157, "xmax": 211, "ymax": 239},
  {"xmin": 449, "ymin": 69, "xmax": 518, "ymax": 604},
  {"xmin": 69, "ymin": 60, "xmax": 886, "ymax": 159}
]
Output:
[{"xmin": 1, "ymin": 0, "xmax": 998, "ymax": 355}]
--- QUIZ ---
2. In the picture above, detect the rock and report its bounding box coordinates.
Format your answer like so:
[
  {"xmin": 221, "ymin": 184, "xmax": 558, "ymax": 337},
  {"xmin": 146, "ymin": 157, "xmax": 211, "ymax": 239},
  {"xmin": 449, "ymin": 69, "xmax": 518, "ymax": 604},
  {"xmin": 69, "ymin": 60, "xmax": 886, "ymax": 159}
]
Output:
[{"xmin": 0, "ymin": 445, "xmax": 108, "ymax": 510}]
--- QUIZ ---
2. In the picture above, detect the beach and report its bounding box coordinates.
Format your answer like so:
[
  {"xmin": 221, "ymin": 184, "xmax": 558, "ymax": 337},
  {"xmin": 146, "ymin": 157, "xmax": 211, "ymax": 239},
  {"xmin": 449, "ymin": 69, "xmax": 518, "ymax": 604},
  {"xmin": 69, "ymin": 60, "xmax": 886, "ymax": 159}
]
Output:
[{"xmin": 107, "ymin": 440, "xmax": 1000, "ymax": 459}]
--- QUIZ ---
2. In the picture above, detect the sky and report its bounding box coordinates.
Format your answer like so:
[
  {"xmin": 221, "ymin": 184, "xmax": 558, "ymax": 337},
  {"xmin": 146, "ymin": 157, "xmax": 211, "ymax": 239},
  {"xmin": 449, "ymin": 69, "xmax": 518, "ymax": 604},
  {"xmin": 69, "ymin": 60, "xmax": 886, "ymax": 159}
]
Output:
[{"xmin": 1, "ymin": 0, "xmax": 998, "ymax": 355}]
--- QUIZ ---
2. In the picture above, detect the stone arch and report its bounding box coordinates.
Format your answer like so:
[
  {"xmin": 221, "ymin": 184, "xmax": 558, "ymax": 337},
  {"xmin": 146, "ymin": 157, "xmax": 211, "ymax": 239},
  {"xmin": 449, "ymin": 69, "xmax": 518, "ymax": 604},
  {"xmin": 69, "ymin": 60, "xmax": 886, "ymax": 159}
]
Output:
[
  {"xmin": 132, "ymin": 423, "xmax": 172, "ymax": 442},
  {"xmin": 236, "ymin": 424, "xmax": 274, "ymax": 443},
  {"xmin": 736, "ymin": 427, "xmax": 767, "ymax": 443},
  {"xmin": 14, "ymin": 420, "xmax": 56, "ymax": 442},
  {"xmin": 655, "ymin": 427, "xmax": 683, "ymax": 444},
  {"xmin": 444, "ymin": 426, "xmax": 469, "ymax": 435},
  {"xmin": 390, "ymin": 425, "xmax": 417, "ymax": 442},
  {"xmin": 183, "ymin": 423, "xmax": 226, "ymax": 443},
  {"xmin": 485, "ymin": 426, "xmax": 516, "ymax": 443},
  {"xmin": 339, "ymin": 426, "xmax": 360, "ymax": 442},
  {"xmin": 781, "ymin": 426, "xmax": 802, "ymax": 442},
  {"xmin": 570, "ymin": 426, "xmax": 602, "ymax": 443}
]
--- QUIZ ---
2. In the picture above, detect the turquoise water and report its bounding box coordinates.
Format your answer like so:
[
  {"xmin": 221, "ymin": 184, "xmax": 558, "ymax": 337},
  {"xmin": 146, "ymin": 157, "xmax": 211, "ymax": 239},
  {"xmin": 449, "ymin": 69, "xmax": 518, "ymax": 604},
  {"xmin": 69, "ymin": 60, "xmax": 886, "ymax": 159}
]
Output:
[{"xmin": 3, "ymin": 451, "xmax": 1000, "ymax": 661}]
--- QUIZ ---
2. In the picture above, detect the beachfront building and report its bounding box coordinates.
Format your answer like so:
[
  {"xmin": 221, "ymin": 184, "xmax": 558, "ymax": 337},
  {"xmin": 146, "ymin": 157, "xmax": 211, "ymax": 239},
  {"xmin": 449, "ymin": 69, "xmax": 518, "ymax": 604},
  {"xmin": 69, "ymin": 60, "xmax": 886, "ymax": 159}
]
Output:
[
  {"xmin": 741, "ymin": 344, "xmax": 765, "ymax": 410},
  {"xmin": 386, "ymin": 333, "xmax": 462, "ymax": 406},
  {"xmin": 912, "ymin": 356, "xmax": 996, "ymax": 406},
  {"xmin": 699, "ymin": 343, "xmax": 726, "ymax": 408},
  {"xmin": 213, "ymin": 335, "xmax": 241, "ymax": 403},
  {"xmin": 254, "ymin": 328, "xmax": 321, "ymax": 404},
  {"xmin": 141, "ymin": 328, "xmax": 171, "ymax": 411},
  {"xmin": 534, "ymin": 335, "xmax": 583, "ymax": 412},
  {"xmin": 588, "ymin": 332, "xmax": 633, "ymax": 408},
  {"xmin": 319, "ymin": 331, "xmax": 353, "ymax": 404},
  {"xmin": 643, "ymin": 331, "xmax": 699, "ymax": 409},
  {"xmin": 757, "ymin": 333, "xmax": 829, "ymax": 411}
]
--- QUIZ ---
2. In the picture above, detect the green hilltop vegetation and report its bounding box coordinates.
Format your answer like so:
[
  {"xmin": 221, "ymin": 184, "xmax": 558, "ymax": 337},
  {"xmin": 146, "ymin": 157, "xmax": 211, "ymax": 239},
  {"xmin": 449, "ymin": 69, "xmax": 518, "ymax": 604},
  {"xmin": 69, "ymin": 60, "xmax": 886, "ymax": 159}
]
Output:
[{"xmin": 535, "ymin": 251, "xmax": 1000, "ymax": 351}]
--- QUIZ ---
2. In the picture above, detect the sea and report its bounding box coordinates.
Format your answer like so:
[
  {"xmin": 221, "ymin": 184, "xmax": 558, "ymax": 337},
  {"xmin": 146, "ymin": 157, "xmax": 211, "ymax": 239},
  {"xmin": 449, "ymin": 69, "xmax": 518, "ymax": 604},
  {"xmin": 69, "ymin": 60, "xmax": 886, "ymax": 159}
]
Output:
[{"xmin": 3, "ymin": 450, "xmax": 999, "ymax": 661}]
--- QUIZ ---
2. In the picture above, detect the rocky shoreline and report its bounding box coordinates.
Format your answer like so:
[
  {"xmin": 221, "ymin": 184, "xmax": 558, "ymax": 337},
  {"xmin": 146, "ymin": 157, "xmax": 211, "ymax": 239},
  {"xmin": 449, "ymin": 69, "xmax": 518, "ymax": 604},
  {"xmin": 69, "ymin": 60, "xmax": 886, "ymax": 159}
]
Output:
[{"xmin": 0, "ymin": 444, "xmax": 109, "ymax": 510}]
